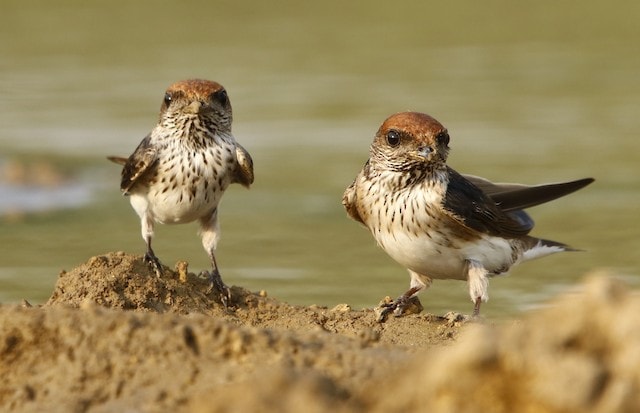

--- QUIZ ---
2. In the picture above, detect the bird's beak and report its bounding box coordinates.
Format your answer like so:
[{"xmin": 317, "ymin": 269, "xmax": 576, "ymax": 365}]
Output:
[
  {"xmin": 184, "ymin": 101, "xmax": 203, "ymax": 114},
  {"xmin": 410, "ymin": 146, "xmax": 433, "ymax": 161}
]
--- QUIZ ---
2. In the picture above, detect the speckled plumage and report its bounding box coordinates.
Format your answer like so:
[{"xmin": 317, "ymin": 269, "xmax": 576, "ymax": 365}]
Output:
[
  {"xmin": 111, "ymin": 79, "xmax": 254, "ymax": 306},
  {"xmin": 343, "ymin": 112, "xmax": 593, "ymax": 318}
]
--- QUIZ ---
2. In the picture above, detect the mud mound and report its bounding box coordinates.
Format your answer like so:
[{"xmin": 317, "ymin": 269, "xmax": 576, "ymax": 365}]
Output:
[
  {"xmin": 44, "ymin": 252, "xmax": 462, "ymax": 345},
  {"xmin": 46, "ymin": 251, "xmax": 238, "ymax": 314},
  {"xmin": 1, "ymin": 253, "xmax": 639, "ymax": 412}
]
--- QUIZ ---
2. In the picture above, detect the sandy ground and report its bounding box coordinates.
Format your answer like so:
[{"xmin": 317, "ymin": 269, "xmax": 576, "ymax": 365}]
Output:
[{"xmin": 1, "ymin": 252, "xmax": 639, "ymax": 412}]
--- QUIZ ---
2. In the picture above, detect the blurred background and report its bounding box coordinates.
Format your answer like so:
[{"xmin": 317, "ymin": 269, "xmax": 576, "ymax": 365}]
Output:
[{"xmin": 1, "ymin": 0, "xmax": 638, "ymax": 318}]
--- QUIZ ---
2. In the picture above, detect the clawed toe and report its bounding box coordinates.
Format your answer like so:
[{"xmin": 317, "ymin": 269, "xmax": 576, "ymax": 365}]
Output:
[
  {"xmin": 376, "ymin": 295, "xmax": 423, "ymax": 323},
  {"xmin": 143, "ymin": 252, "xmax": 163, "ymax": 277},
  {"xmin": 203, "ymin": 269, "xmax": 232, "ymax": 309},
  {"xmin": 376, "ymin": 304, "xmax": 396, "ymax": 323}
]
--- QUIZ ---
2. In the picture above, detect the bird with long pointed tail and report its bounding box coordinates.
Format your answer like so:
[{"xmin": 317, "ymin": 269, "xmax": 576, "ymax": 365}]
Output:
[
  {"xmin": 108, "ymin": 79, "xmax": 254, "ymax": 308},
  {"xmin": 342, "ymin": 112, "xmax": 593, "ymax": 321}
]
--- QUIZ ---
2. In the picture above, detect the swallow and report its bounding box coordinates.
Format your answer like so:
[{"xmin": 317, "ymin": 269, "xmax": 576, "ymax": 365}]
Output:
[{"xmin": 342, "ymin": 111, "xmax": 594, "ymax": 321}]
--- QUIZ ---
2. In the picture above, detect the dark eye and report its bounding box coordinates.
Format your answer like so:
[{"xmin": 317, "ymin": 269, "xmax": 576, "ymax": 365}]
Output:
[
  {"xmin": 386, "ymin": 130, "xmax": 401, "ymax": 147},
  {"xmin": 163, "ymin": 92, "xmax": 172, "ymax": 107},
  {"xmin": 212, "ymin": 89, "xmax": 228, "ymax": 106},
  {"xmin": 436, "ymin": 131, "xmax": 449, "ymax": 146}
]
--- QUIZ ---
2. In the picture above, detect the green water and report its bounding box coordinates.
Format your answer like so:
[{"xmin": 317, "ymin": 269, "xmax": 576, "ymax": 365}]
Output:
[{"xmin": 1, "ymin": 1, "xmax": 639, "ymax": 318}]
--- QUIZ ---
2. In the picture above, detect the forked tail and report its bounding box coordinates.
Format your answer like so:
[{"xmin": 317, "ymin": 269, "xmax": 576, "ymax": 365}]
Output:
[{"xmin": 522, "ymin": 237, "xmax": 580, "ymax": 261}]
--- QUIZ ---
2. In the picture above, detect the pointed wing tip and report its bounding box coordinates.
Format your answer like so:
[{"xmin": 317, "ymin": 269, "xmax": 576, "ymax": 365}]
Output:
[
  {"xmin": 576, "ymin": 177, "xmax": 595, "ymax": 186},
  {"xmin": 107, "ymin": 156, "xmax": 127, "ymax": 166},
  {"xmin": 564, "ymin": 177, "xmax": 595, "ymax": 194}
]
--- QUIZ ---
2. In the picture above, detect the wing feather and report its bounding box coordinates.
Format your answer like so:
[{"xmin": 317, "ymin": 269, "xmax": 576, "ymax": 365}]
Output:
[
  {"xmin": 443, "ymin": 168, "xmax": 533, "ymax": 237},
  {"xmin": 232, "ymin": 143, "xmax": 254, "ymax": 188},
  {"xmin": 342, "ymin": 179, "xmax": 365, "ymax": 225},
  {"xmin": 120, "ymin": 135, "xmax": 158, "ymax": 194},
  {"xmin": 463, "ymin": 174, "xmax": 594, "ymax": 212}
]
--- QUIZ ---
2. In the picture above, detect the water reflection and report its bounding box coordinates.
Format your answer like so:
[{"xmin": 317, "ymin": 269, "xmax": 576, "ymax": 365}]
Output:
[{"xmin": 0, "ymin": 183, "xmax": 92, "ymax": 215}]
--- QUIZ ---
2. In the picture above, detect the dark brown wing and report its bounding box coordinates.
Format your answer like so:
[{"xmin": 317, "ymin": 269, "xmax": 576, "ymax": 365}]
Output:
[
  {"xmin": 463, "ymin": 174, "xmax": 594, "ymax": 212},
  {"xmin": 443, "ymin": 168, "xmax": 533, "ymax": 237},
  {"xmin": 232, "ymin": 143, "xmax": 254, "ymax": 188},
  {"xmin": 120, "ymin": 135, "xmax": 158, "ymax": 195}
]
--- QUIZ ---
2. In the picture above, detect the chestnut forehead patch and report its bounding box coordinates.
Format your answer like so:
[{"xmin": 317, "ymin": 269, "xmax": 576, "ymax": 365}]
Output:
[
  {"xmin": 166, "ymin": 79, "xmax": 224, "ymax": 99},
  {"xmin": 378, "ymin": 112, "xmax": 447, "ymax": 142}
]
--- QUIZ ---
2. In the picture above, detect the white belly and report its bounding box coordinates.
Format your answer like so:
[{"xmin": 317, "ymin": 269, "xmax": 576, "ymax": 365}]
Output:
[
  {"xmin": 377, "ymin": 229, "xmax": 466, "ymax": 279},
  {"xmin": 374, "ymin": 227, "xmax": 516, "ymax": 280},
  {"xmin": 147, "ymin": 180, "xmax": 224, "ymax": 224}
]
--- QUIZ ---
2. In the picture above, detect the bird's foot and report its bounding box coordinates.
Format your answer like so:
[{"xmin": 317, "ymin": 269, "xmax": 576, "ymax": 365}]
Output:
[
  {"xmin": 471, "ymin": 296, "xmax": 486, "ymax": 320},
  {"xmin": 143, "ymin": 252, "xmax": 163, "ymax": 278},
  {"xmin": 443, "ymin": 311, "xmax": 472, "ymax": 324},
  {"xmin": 376, "ymin": 294, "xmax": 424, "ymax": 323},
  {"xmin": 203, "ymin": 269, "xmax": 232, "ymax": 309}
]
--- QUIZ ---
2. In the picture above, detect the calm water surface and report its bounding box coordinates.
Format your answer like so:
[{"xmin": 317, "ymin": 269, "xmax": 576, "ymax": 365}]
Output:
[{"xmin": 1, "ymin": 1, "xmax": 639, "ymax": 318}]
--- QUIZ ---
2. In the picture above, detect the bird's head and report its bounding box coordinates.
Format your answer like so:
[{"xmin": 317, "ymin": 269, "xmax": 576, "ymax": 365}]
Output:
[
  {"xmin": 370, "ymin": 112, "xmax": 450, "ymax": 172},
  {"xmin": 158, "ymin": 79, "xmax": 232, "ymax": 132}
]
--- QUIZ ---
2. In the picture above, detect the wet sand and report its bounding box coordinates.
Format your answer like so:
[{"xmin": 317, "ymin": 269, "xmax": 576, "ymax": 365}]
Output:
[{"xmin": 1, "ymin": 252, "xmax": 638, "ymax": 412}]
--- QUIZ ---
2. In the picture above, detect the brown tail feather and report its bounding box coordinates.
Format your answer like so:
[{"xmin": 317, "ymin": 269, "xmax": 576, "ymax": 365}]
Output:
[{"xmin": 107, "ymin": 156, "xmax": 127, "ymax": 166}]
